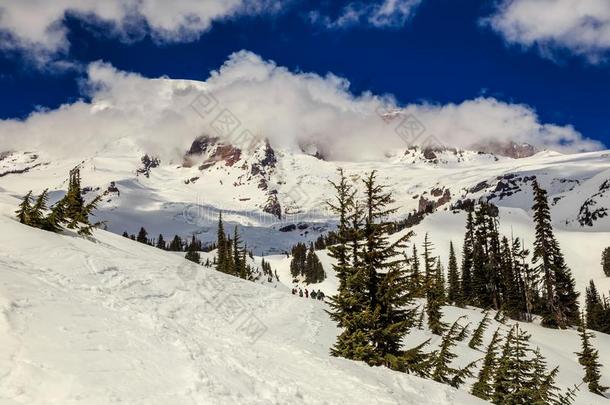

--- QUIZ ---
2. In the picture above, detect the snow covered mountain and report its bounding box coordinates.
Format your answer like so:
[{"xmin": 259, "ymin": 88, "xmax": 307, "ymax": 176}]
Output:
[{"xmin": 1, "ymin": 135, "xmax": 609, "ymax": 256}]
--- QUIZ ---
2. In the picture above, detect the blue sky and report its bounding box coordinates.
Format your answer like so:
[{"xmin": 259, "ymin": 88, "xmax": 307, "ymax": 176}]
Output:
[{"xmin": 0, "ymin": 0, "xmax": 609, "ymax": 155}]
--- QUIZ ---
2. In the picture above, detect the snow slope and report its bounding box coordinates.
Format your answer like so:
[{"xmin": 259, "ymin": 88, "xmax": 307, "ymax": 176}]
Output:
[{"xmin": 0, "ymin": 193, "xmax": 482, "ymax": 405}]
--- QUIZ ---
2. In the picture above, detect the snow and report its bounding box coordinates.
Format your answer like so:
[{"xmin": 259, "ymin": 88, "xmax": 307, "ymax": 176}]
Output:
[{"xmin": 0, "ymin": 193, "xmax": 482, "ymax": 404}]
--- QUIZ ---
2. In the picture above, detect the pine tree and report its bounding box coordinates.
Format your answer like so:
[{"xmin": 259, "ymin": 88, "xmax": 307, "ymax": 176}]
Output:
[
  {"xmin": 471, "ymin": 328, "xmax": 502, "ymax": 400},
  {"xmin": 602, "ymin": 247, "xmax": 610, "ymax": 277},
  {"xmin": 447, "ymin": 241, "xmax": 461, "ymax": 305},
  {"xmin": 185, "ymin": 236, "xmax": 201, "ymax": 264},
  {"xmin": 410, "ymin": 245, "xmax": 422, "ymax": 297},
  {"xmin": 585, "ymin": 280, "xmax": 604, "ymax": 331},
  {"xmin": 532, "ymin": 179, "xmax": 580, "ymax": 328},
  {"xmin": 168, "ymin": 235, "xmax": 183, "ymax": 251},
  {"xmin": 15, "ymin": 191, "xmax": 33, "ymax": 225},
  {"xmin": 492, "ymin": 324, "xmax": 535, "ymax": 404},
  {"xmin": 216, "ymin": 213, "xmax": 228, "ymax": 274},
  {"xmin": 575, "ymin": 315, "xmax": 608, "ymax": 396},
  {"xmin": 63, "ymin": 168, "xmax": 86, "ymax": 228},
  {"xmin": 460, "ymin": 209, "xmax": 475, "ymax": 306},
  {"xmin": 430, "ymin": 317, "xmax": 477, "ymax": 388},
  {"xmin": 469, "ymin": 311, "xmax": 491, "ymax": 350},
  {"xmin": 42, "ymin": 198, "xmax": 66, "ymax": 233},
  {"xmin": 361, "ymin": 171, "xmax": 415, "ymax": 364},
  {"xmin": 30, "ymin": 188, "xmax": 49, "ymax": 228},
  {"xmin": 426, "ymin": 259, "xmax": 446, "ymax": 335},
  {"xmin": 422, "ymin": 233, "xmax": 435, "ymax": 294},
  {"xmin": 156, "ymin": 234, "xmax": 166, "ymax": 250},
  {"xmin": 136, "ymin": 227, "xmax": 148, "ymax": 244}
]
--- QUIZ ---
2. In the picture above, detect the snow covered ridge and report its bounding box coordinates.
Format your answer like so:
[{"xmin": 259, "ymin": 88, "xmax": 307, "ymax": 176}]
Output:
[
  {"xmin": 0, "ymin": 194, "xmax": 483, "ymax": 404},
  {"xmin": 0, "ymin": 139, "xmax": 609, "ymax": 253}
]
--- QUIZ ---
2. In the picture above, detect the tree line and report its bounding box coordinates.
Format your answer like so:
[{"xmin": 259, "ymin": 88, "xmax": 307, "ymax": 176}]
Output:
[
  {"xmin": 325, "ymin": 168, "xmax": 605, "ymax": 401},
  {"xmin": 290, "ymin": 242, "xmax": 326, "ymax": 284},
  {"xmin": 16, "ymin": 168, "xmax": 103, "ymax": 236}
]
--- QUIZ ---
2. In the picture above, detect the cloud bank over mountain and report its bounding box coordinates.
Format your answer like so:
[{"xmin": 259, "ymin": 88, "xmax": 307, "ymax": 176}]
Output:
[{"xmin": 0, "ymin": 51, "xmax": 603, "ymax": 161}]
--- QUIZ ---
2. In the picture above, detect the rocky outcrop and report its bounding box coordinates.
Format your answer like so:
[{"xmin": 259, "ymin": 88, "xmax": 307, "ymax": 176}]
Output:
[{"xmin": 472, "ymin": 140, "xmax": 537, "ymax": 159}]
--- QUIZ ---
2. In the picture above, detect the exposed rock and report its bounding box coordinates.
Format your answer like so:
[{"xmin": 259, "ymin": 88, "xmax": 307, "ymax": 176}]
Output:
[
  {"xmin": 472, "ymin": 140, "xmax": 537, "ymax": 159},
  {"xmin": 263, "ymin": 193, "xmax": 282, "ymax": 219},
  {"xmin": 137, "ymin": 154, "xmax": 160, "ymax": 178},
  {"xmin": 578, "ymin": 179, "xmax": 610, "ymax": 226}
]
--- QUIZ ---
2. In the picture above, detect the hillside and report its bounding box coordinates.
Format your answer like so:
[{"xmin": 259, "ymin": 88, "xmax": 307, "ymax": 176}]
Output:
[{"xmin": 0, "ymin": 193, "xmax": 482, "ymax": 405}]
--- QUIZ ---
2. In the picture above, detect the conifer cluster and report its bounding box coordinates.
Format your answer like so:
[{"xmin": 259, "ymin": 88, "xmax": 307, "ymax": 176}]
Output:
[
  {"xmin": 289, "ymin": 242, "xmax": 325, "ymax": 283},
  {"xmin": 471, "ymin": 324, "xmax": 577, "ymax": 404},
  {"xmin": 448, "ymin": 180, "xmax": 580, "ymax": 329},
  {"xmin": 16, "ymin": 168, "xmax": 103, "ymax": 236},
  {"xmin": 215, "ymin": 213, "xmax": 255, "ymax": 280}
]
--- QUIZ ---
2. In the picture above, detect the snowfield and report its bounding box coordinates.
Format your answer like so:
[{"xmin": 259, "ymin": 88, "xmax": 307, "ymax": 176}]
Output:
[{"xmin": 0, "ymin": 194, "xmax": 483, "ymax": 405}]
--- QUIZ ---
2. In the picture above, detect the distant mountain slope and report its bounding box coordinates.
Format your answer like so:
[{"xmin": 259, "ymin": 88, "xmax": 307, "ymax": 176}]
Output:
[{"xmin": 1, "ymin": 138, "xmax": 609, "ymax": 256}]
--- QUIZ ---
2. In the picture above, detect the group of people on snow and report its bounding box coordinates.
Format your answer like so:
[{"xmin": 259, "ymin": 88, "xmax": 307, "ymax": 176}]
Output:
[{"xmin": 291, "ymin": 287, "xmax": 325, "ymax": 301}]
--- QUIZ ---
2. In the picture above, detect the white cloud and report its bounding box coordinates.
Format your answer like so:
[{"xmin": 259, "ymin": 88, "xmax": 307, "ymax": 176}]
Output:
[
  {"xmin": 0, "ymin": 0, "xmax": 283, "ymax": 64},
  {"xmin": 485, "ymin": 0, "xmax": 610, "ymax": 63},
  {"xmin": 0, "ymin": 51, "xmax": 602, "ymax": 162},
  {"xmin": 310, "ymin": 0, "xmax": 422, "ymax": 29}
]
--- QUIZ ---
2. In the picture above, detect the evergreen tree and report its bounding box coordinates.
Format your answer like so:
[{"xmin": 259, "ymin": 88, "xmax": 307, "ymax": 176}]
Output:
[
  {"xmin": 216, "ymin": 213, "xmax": 228, "ymax": 274},
  {"xmin": 585, "ymin": 280, "xmax": 604, "ymax": 332},
  {"xmin": 410, "ymin": 245, "xmax": 422, "ymax": 297},
  {"xmin": 471, "ymin": 328, "xmax": 502, "ymax": 400},
  {"xmin": 290, "ymin": 243, "xmax": 307, "ymax": 278},
  {"xmin": 430, "ymin": 317, "xmax": 478, "ymax": 388},
  {"xmin": 575, "ymin": 315, "xmax": 607, "ymax": 396},
  {"xmin": 447, "ymin": 241, "xmax": 461, "ymax": 305},
  {"xmin": 360, "ymin": 171, "xmax": 415, "ymax": 364},
  {"xmin": 492, "ymin": 325, "xmax": 536, "ymax": 404},
  {"xmin": 15, "ymin": 191, "xmax": 33, "ymax": 225},
  {"xmin": 168, "ymin": 235, "xmax": 183, "ymax": 251},
  {"xmin": 305, "ymin": 243, "xmax": 325, "ymax": 283},
  {"xmin": 136, "ymin": 227, "xmax": 148, "ymax": 244},
  {"xmin": 602, "ymin": 247, "xmax": 610, "ymax": 277},
  {"xmin": 156, "ymin": 234, "xmax": 166, "ymax": 250},
  {"xmin": 460, "ymin": 209, "xmax": 475, "ymax": 306},
  {"xmin": 42, "ymin": 198, "xmax": 66, "ymax": 232},
  {"xmin": 469, "ymin": 311, "xmax": 491, "ymax": 350},
  {"xmin": 185, "ymin": 236, "xmax": 201, "ymax": 264},
  {"xmin": 30, "ymin": 188, "xmax": 49, "ymax": 228},
  {"xmin": 531, "ymin": 179, "xmax": 580, "ymax": 328}
]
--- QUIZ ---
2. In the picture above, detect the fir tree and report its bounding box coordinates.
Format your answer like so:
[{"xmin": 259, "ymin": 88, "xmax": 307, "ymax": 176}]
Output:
[
  {"xmin": 447, "ymin": 241, "xmax": 461, "ymax": 305},
  {"xmin": 602, "ymin": 247, "xmax": 610, "ymax": 277},
  {"xmin": 30, "ymin": 188, "xmax": 49, "ymax": 228},
  {"xmin": 469, "ymin": 311, "xmax": 491, "ymax": 350},
  {"xmin": 492, "ymin": 325, "xmax": 535, "ymax": 404},
  {"xmin": 185, "ymin": 236, "xmax": 201, "ymax": 264},
  {"xmin": 459, "ymin": 209, "xmax": 475, "ymax": 306},
  {"xmin": 168, "ymin": 235, "xmax": 183, "ymax": 251},
  {"xmin": 216, "ymin": 213, "xmax": 228, "ymax": 274},
  {"xmin": 471, "ymin": 328, "xmax": 502, "ymax": 400},
  {"xmin": 430, "ymin": 317, "xmax": 477, "ymax": 388},
  {"xmin": 156, "ymin": 234, "xmax": 166, "ymax": 250},
  {"xmin": 15, "ymin": 191, "xmax": 33, "ymax": 225},
  {"xmin": 360, "ymin": 171, "xmax": 415, "ymax": 364},
  {"xmin": 531, "ymin": 179, "xmax": 580, "ymax": 328},
  {"xmin": 136, "ymin": 227, "xmax": 148, "ymax": 244},
  {"xmin": 585, "ymin": 280, "xmax": 604, "ymax": 332},
  {"xmin": 575, "ymin": 315, "xmax": 608, "ymax": 396},
  {"xmin": 410, "ymin": 244, "xmax": 422, "ymax": 297},
  {"xmin": 42, "ymin": 198, "xmax": 66, "ymax": 232}
]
